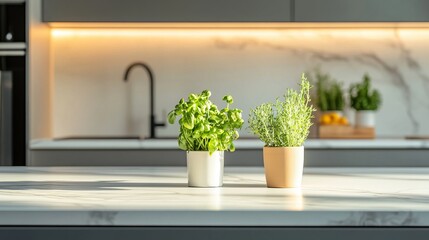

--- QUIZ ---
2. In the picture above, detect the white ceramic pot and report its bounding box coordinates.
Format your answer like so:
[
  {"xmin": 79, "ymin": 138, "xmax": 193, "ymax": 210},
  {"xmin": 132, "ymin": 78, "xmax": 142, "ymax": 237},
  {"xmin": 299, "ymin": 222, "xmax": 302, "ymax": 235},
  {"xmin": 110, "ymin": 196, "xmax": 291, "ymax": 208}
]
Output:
[
  {"xmin": 263, "ymin": 146, "xmax": 304, "ymax": 188},
  {"xmin": 187, "ymin": 151, "xmax": 224, "ymax": 187},
  {"xmin": 355, "ymin": 110, "xmax": 376, "ymax": 127}
]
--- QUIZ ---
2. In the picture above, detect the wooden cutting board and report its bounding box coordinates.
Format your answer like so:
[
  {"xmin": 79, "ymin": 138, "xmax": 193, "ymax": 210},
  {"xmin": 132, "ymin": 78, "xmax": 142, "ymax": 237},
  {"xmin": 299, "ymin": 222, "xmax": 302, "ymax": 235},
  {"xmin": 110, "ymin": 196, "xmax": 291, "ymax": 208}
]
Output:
[{"xmin": 319, "ymin": 125, "xmax": 375, "ymax": 139}]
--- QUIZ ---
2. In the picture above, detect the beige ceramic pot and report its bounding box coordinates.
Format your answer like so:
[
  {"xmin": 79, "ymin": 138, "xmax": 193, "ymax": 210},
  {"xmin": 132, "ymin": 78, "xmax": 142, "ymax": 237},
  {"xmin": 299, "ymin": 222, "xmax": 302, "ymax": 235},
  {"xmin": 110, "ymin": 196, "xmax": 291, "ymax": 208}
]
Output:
[{"xmin": 263, "ymin": 146, "xmax": 304, "ymax": 188}]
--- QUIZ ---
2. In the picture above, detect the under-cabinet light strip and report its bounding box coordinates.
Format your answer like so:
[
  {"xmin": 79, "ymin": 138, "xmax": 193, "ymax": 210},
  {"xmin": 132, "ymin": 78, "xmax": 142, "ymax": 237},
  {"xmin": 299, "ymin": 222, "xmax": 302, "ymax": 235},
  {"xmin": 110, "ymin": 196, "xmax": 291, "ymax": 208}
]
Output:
[{"xmin": 50, "ymin": 28, "xmax": 429, "ymax": 39}]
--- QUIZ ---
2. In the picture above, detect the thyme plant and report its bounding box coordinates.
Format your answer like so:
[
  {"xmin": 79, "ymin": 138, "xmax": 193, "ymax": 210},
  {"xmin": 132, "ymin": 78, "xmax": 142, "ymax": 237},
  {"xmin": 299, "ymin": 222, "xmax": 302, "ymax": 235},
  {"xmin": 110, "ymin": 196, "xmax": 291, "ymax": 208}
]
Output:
[
  {"xmin": 248, "ymin": 74, "xmax": 316, "ymax": 147},
  {"xmin": 168, "ymin": 90, "xmax": 244, "ymax": 154}
]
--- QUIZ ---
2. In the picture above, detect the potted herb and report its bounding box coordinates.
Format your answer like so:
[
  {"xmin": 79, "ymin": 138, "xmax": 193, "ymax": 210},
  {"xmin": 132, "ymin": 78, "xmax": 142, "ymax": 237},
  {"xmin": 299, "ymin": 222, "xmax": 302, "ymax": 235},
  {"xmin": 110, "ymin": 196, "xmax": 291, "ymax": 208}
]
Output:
[
  {"xmin": 311, "ymin": 70, "xmax": 348, "ymax": 126},
  {"xmin": 313, "ymin": 70, "xmax": 345, "ymax": 113},
  {"xmin": 168, "ymin": 90, "xmax": 244, "ymax": 187},
  {"xmin": 349, "ymin": 74, "xmax": 382, "ymax": 128},
  {"xmin": 248, "ymin": 74, "xmax": 315, "ymax": 188}
]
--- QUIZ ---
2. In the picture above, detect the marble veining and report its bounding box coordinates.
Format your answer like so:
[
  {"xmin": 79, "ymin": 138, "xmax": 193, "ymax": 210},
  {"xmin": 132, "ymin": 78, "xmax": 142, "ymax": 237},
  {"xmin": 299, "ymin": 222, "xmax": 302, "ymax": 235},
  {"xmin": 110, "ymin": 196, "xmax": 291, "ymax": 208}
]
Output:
[
  {"xmin": 0, "ymin": 167, "xmax": 429, "ymax": 226},
  {"xmin": 87, "ymin": 211, "xmax": 118, "ymax": 225},
  {"xmin": 330, "ymin": 212, "xmax": 418, "ymax": 226},
  {"xmin": 213, "ymin": 30, "xmax": 428, "ymax": 134},
  {"xmin": 52, "ymin": 29, "xmax": 429, "ymax": 138}
]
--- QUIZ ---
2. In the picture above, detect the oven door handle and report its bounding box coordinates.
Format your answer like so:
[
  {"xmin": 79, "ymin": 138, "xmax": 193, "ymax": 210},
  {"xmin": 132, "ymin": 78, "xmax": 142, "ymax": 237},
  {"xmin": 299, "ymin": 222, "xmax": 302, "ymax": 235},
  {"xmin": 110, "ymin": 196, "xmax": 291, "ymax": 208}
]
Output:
[{"xmin": 0, "ymin": 50, "xmax": 25, "ymax": 56}]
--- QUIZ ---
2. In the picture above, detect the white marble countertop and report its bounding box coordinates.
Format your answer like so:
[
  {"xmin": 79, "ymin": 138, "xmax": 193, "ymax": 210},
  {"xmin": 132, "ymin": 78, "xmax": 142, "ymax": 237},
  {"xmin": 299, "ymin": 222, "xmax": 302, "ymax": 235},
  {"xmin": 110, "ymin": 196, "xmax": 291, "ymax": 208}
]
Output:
[
  {"xmin": 30, "ymin": 138, "xmax": 429, "ymax": 150},
  {"xmin": 0, "ymin": 167, "xmax": 428, "ymax": 226}
]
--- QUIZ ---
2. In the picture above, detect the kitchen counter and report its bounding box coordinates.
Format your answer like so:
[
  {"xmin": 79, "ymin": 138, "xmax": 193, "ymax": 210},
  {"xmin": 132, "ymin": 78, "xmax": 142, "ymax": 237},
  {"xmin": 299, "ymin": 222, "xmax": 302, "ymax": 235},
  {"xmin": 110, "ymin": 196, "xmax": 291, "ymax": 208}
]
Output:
[
  {"xmin": 0, "ymin": 167, "xmax": 428, "ymax": 226},
  {"xmin": 30, "ymin": 138, "xmax": 429, "ymax": 150},
  {"xmin": 29, "ymin": 139, "xmax": 429, "ymax": 167}
]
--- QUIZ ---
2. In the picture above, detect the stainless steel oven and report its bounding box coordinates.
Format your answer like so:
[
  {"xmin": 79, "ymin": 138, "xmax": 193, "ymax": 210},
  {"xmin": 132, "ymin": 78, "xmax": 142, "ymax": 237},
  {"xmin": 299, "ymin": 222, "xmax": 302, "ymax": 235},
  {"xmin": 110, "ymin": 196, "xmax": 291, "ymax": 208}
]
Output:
[
  {"xmin": 0, "ymin": 51, "xmax": 25, "ymax": 166},
  {"xmin": 0, "ymin": 1, "xmax": 25, "ymax": 43},
  {"xmin": 0, "ymin": 0, "xmax": 26, "ymax": 166}
]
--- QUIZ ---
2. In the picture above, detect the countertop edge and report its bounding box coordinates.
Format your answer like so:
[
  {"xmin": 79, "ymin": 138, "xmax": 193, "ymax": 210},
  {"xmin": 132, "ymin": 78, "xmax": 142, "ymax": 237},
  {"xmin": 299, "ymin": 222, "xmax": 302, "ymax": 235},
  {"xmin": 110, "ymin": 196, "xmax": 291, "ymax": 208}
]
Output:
[
  {"xmin": 29, "ymin": 139, "xmax": 429, "ymax": 150},
  {"xmin": 0, "ymin": 210, "xmax": 427, "ymax": 227}
]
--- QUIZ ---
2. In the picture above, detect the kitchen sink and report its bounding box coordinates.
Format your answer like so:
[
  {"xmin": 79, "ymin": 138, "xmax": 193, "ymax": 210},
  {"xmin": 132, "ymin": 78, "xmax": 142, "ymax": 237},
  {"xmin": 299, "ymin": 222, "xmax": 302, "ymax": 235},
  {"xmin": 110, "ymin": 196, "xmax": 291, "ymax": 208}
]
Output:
[{"xmin": 54, "ymin": 136, "xmax": 142, "ymax": 140}]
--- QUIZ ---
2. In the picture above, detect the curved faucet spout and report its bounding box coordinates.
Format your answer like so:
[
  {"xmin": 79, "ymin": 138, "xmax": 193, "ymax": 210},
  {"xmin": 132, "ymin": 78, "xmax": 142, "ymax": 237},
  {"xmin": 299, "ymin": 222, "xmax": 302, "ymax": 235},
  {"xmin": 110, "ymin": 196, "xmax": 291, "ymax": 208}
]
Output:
[
  {"xmin": 123, "ymin": 62, "xmax": 165, "ymax": 138},
  {"xmin": 124, "ymin": 62, "xmax": 154, "ymax": 83}
]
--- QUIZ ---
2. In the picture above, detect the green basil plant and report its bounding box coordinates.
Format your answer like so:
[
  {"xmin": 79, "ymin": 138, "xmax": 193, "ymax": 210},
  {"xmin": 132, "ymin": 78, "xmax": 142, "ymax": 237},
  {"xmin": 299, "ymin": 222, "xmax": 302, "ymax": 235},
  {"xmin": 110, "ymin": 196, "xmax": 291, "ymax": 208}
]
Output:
[{"xmin": 168, "ymin": 90, "xmax": 244, "ymax": 155}]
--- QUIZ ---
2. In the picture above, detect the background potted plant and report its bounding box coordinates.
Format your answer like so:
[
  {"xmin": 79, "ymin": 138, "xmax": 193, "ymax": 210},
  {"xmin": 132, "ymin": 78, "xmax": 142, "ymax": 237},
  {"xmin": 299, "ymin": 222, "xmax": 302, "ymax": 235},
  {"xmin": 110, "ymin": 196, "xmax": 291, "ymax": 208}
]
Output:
[
  {"xmin": 311, "ymin": 70, "xmax": 348, "ymax": 126},
  {"xmin": 248, "ymin": 74, "xmax": 315, "ymax": 188},
  {"xmin": 168, "ymin": 90, "xmax": 244, "ymax": 187},
  {"xmin": 349, "ymin": 74, "xmax": 382, "ymax": 128}
]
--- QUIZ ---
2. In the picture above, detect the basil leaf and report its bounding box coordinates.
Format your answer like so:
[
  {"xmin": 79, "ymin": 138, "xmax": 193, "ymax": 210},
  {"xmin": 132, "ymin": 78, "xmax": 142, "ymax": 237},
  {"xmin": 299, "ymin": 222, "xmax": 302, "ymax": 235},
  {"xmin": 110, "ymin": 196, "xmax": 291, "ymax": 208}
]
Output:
[{"xmin": 167, "ymin": 110, "xmax": 176, "ymax": 124}]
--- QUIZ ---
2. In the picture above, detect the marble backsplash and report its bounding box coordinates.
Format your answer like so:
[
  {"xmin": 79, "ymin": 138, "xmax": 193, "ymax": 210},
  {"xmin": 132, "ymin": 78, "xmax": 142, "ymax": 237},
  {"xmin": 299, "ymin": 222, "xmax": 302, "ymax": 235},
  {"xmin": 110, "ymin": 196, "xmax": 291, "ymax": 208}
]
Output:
[{"xmin": 51, "ymin": 29, "xmax": 429, "ymax": 138}]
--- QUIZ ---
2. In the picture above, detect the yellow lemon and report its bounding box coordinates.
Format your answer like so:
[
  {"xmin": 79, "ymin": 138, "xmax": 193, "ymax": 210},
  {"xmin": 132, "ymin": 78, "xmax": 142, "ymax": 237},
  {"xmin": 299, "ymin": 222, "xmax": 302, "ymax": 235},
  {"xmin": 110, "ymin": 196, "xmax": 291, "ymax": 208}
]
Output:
[
  {"xmin": 339, "ymin": 117, "xmax": 349, "ymax": 125},
  {"xmin": 330, "ymin": 113, "xmax": 341, "ymax": 124},
  {"xmin": 320, "ymin": 114, "xmax": 332, "ymax": 125}
]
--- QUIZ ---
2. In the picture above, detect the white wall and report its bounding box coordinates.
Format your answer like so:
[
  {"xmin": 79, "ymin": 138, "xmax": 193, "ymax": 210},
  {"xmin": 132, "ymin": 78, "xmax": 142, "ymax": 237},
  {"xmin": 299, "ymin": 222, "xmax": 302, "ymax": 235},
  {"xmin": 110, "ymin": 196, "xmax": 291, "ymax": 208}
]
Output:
[
  {"xmin": 28, "ymin": 0, "xmax": 52, "ymax": 140},
  {"xmin": 51, "ymin": 28, "xmax": 429, "ymax": 138}
]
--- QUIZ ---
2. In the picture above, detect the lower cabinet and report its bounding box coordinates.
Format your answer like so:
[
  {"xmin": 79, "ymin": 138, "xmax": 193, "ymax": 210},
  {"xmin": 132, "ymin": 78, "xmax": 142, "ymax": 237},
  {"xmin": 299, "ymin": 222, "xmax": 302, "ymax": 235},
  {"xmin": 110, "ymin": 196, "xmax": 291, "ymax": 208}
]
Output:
[{"xmin": 0, "ymin": 227, "xmax": 428, "ymax": 240}]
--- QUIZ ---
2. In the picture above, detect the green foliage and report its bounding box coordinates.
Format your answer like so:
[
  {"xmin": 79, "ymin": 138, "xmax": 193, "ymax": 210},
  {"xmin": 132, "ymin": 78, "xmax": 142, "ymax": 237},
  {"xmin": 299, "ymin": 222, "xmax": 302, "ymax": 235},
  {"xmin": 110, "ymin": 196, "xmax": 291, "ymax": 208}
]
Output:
[
  {"xmin": 349, "ymin": 74, "xmax": 382, "ymax": 111},
  {"xmin": 168, "ymin": 90, "xmax": 244, "ymax": 154},
  {"xmin": 248, "ymin": 74, "xmax": 316, "ymax": 147},
  {"xmin": 311, "ymin": 70, "xmax": 345, "ymax": 111}
]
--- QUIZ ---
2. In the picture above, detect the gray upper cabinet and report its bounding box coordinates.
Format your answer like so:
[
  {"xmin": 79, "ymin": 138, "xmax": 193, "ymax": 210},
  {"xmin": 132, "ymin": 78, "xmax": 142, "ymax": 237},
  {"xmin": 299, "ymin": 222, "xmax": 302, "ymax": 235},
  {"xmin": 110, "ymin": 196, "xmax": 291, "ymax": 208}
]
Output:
[
  {"xmin": 295, "ymin": 0, "xmax": 429, "ymax": 22},
  {"xmin": 42, "ymin": 0, "xmax": 291, "ymax": 22}
]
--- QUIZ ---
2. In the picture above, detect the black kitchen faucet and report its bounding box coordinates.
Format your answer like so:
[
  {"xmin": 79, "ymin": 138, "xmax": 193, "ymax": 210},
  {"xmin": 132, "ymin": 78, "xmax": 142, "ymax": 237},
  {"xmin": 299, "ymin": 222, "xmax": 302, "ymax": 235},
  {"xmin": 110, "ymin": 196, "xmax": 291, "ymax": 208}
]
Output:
[{"xmin": 123, "ymin": 62, "xmax": 165, "ymax": 138}]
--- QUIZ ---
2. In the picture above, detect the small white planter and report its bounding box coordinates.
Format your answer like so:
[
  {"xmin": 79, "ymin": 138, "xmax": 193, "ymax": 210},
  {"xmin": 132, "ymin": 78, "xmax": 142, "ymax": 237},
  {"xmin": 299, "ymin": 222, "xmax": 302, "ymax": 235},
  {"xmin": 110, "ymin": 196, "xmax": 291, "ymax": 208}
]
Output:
[
  {"xmin": 187, "ymin": 151, "xmax": 224, "ymax": 187},
  {"xmin": 355, "ymin": 110, "xmax": 376, "ymax": 128}
]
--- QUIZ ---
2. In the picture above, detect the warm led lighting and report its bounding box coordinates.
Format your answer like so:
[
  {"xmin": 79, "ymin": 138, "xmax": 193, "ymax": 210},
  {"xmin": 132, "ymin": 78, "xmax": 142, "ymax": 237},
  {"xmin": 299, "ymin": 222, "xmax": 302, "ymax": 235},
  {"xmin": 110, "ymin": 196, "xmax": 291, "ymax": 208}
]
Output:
[
  {"xmin": 51, "ymin": 28, "xmax": 285, "ymax": 38},
  {"xmin": 48, "ymin": 22, "xmax": 429, "ymax": 29},
  {"xmin": 397, "ymin": 29, "xmax": 429, "ymax": 38},
  {"xmin": 50, "ymin": 21, "xmax": 429, "ymax": 39},
  {"xmin": 50, "ymin": 28, "xmax": 429, "ymax": 40}
]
